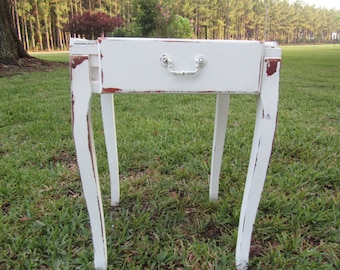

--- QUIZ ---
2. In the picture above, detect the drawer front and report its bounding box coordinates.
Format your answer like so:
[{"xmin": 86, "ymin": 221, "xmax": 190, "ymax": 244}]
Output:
[{"xmin": 100, "ymin": 38, "xmax": 264, "ymax": 94}]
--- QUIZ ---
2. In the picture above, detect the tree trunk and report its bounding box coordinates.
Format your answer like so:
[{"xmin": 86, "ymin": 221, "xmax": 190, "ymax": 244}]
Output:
[
  {"xmin": 29, "ymin": 16, "xmax": 36, "ymax": 50},
  {"xmin": 0, "ymin": 0, "xmax": 30, "ymax": 65},
  {"xmin": 44, "ymin": 14, "xmax": 51, "ymax": 51},
  {"xmin": 13, "ymin": 0, "xmax": 22, "ymax": 41},
  {"xmin": 23, "ymin": 14, "xmax": 30, "ymax": 51},
  {"xmin": 34, "ymin": 0, "xmax": 43, "ymax": 50}
]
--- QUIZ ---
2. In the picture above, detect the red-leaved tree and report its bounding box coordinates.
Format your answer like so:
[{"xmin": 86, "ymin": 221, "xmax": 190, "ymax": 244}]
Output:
[{"xmin": 65, "ymin": 11, "xmax": 123, "ymax": 39}]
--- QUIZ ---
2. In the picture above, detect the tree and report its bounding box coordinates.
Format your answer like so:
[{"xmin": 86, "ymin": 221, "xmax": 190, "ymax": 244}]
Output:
[
  {"xmin": 134, "ymin": 0, "xmax": 160, "ymax": 37},
  {"xmin": 167, "ymin": 15, "xmax": 193, "ymax": 38},
  {"xmin": 4, "ymin": 0, "xmax": 340, "ymax": 52},
  {"xmin": 65, "ymin": 10, "xmax": 123, "ymax": 39},
  {"xmin": 0, "ymin": 0, "xmax": 30, "ymax": 65}
]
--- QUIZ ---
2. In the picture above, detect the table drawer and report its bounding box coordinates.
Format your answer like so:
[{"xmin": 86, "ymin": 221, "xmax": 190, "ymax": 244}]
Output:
[{"xmin": 100, "ymin": 38, "xmax": 264, "ymax": 94}]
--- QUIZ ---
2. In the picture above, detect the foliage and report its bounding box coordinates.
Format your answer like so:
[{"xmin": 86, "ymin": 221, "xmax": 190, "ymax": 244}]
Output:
[
  {"xmin": 6, "ymin": 0, "xmax": 340, "ymax": 51},
  {"xmin": 133, "ymin": 0, "xmax": 193, "ymax": 38},
  {"xmin": 167, "ymin": 15, "xmax": 193, "ymax": 38},
  {"xmin": 64, "ymin": 11, "xmax": 123, "ymax": 39},
  {"xmin": 134, "ymin": 0, "xmax": 161, "ymax": 37},
  {"xmin": 6, "ymin": 0, "xmax": 340, "ymax": 50}
]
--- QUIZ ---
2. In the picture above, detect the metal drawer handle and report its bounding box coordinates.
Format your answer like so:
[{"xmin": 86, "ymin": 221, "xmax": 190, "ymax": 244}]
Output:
[{"xmin": 160, "ymin": 54, "xmax": 207, "ymax": 76}]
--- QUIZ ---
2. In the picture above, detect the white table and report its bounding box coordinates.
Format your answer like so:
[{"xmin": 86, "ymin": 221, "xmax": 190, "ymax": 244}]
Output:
[{"xmin": 70, "ymin": 37, "xmax": 281, "ymax": 269}]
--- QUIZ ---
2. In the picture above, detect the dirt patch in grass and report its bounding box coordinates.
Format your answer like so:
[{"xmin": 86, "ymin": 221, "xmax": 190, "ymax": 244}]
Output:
[
  {"xmin": 0, "ymin": 57, "xmax": 68, "ymax": 77},
  {"xmin": 1, "ymin": 202, "xmax": 11, "ymax": 215},
  {"xmin": 50, "ymin": 150, "xmax": 78, "ymax": 173},
  {"xmin": 199, "ymin": 220, "xmax": 224, "ymax": 239}
]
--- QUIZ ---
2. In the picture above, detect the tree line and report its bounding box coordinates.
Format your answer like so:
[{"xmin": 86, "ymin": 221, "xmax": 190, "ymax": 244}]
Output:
[{"xmin": 9, "ymin": 0, "xmax": 340, "ymax": 51}]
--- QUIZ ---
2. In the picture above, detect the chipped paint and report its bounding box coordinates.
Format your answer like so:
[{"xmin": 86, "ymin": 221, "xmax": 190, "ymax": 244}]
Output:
[
  {"xmin": 87, "ymin": 115, "xmax": 96, "ymax": 177},
  {"xmin": 266, "ymin": 59, "xmax": 281, "ymax": 76},
  {"xmin": 97, "ymin": 37, "xmax": 107, "ymax": 44},
  {"xmin": 70, "ymin": 37, "xmax": 282, "ymax": 270},
  {"xmin": 70, "ymin": 55, "xmax": 88, "ymax": 69},
  {"xmin": 71, "ymin": 93, "xmax": 75, "ymax": 128},
  {"xmin": 100, "ymin": 89, "xmax": 258, "ymax": 94},
  {"xmin": 102, "ymin": 87, "xmax": 122, "ymax": 93},
  {"xmin": 200, "ymin": 90, "xmax": 218, "ymax": 94},
  {"xmin": 97, "ymin": 197, "xmax": 105, "ymax": 240}
]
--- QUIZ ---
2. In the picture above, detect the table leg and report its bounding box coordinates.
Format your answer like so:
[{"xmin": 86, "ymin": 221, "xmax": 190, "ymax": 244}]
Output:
[
  {"xmin": 210, "ymin": 94, "xmax": 230, "ymax": 201},
  {"xmin": 101, "ymin": 94, "xmax": 120, "ymax": 206},
  {"xmin": 71, "ymin": 56, "xmax": 107, "ymax": 270},
  {"xmin": 235, "ymin": 61, "xmax": 280, "ymax": 269}
]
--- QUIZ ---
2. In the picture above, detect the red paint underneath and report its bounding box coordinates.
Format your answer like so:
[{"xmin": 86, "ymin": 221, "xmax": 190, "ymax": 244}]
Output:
[
  {"xmin": 97, "ymin": 37, "xmax": 107, "ymax": 44},
  {"xmin": 266, "ymin": 59, "xmax": 281, "ymax": 76},
  {"xmin": 70, "ymin": 55, "xmax": 88, "ymax": 69},
  {"xmin": 102, "ymin": 87, "xmax": 122, "ymax": 93},
  {"xmin": 71, "ymin": 93, "xmax": 75, "ymax": 128}
]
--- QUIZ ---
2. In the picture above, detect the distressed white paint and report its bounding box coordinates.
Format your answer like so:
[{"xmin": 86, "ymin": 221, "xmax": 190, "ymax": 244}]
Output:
[
  {"xmin": 70, "ymin": 44, "xmax": 107, "ymax": 269},
  {"xmin": 100, "ymin": 94, "xmax": 120, "ymax": 205},
  {"xmin": 209, "ymin": 94, "xmax": 230, "ymax": 201},
  {"xmin": 236, "ymin": 47, "xmax": 281, "ymax": 270},
  {"xmin": 70, "ymin": 38, "xmax": 281, "ymax": 270},
  {"xmin": 100, "ymin": 38, "xmax": 263, "ymax": 93}
]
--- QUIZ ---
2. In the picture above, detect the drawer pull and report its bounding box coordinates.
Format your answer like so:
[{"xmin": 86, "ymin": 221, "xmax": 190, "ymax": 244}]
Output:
[{"xmin": 160, "ymin": 54, "xmax": 207, "ymax": 76}]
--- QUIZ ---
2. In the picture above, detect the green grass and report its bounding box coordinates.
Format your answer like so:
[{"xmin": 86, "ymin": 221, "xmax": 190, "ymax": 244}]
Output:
[
  {"xmin": 29, "ymin": 52, "xmax": 69, "ymax": 63},
  {"xmin": 0, "ymin": 45, "xmax": 339, "ymax": 269}
]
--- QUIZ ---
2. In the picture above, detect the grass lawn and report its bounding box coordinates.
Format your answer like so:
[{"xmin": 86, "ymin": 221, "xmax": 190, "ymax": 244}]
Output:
[{"xmin": 0, "ymin": 45, "xmax": 339, "ymax": 269}]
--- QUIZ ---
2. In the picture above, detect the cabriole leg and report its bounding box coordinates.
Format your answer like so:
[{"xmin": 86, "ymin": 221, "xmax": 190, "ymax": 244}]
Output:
[
  {"xmin": 235, "ymin": 61, "xmax": 280, "ymax": 269},
  {"xmin": 71, "ymin": 56, "xmax": 107, "ymax": 269}
]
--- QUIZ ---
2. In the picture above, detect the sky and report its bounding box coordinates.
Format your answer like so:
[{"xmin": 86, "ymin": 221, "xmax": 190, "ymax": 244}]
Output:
[{"xmin": 298, "ymin": 0, "xmax": 340, "ymax": 10}]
